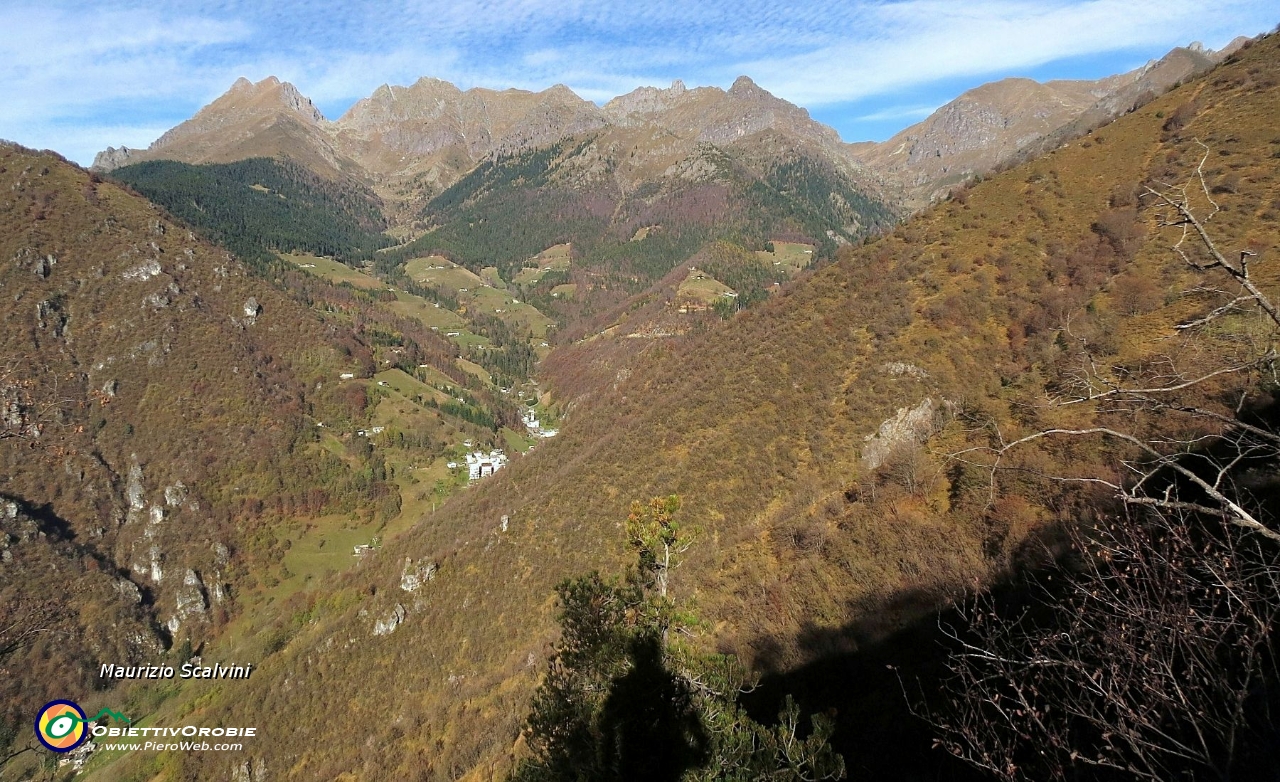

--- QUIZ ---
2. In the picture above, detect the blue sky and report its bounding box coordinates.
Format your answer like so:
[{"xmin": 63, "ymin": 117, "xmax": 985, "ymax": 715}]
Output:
[{"xmin": 1, "ymin": 1, "xmax": 1274, "ymax": 166}]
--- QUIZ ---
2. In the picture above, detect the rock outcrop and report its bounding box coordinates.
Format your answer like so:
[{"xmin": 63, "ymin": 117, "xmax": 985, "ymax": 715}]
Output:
[
  {"xmin": 91, "ymin": 146, "xmax": 136, "ymax": 171},
  {"xmin": 372, "ymin": 603, "xmax": 407, "ymax": 636},
  {"xmin": 861, "ymin": 397, "xmax": 938, "ymax": 471},
  {"xmin": 400, "ymin": 557, "xmax": 437, "ymax": 592}
]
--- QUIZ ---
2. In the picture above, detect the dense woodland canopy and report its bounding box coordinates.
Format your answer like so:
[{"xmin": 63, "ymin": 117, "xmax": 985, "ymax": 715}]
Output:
[{"xmin": 110, "ymin": 157, "xmax": 394, "ymax": 270}]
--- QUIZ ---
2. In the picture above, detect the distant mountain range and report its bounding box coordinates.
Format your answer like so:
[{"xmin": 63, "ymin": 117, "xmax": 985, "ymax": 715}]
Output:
[
  {"xmin": 93, "ymin": 73, "xmax": 886, "ymax": 236},
  {"xmin": 84, "ymin": 36, "xmax": 1254, "ymax": 402},
  {"xmin": 93, "ymin": 37, "xmax": 1249, "ymax": 218},
  {"xmin": 93, "ymin": 73, "xmax": 905, "ymax": 333}
]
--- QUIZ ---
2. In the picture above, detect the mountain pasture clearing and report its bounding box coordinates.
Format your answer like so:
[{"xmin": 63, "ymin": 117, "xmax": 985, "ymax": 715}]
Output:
[
  {"xmin": 512, "ymin": 243, "xmax": 572, "ymax": 285},
  {"xmin": 755, "ymin": 241, "xmax": 815, "ymax": 275},
  {"xmin": 284, "ymin": 251, "xmax": 387, "ymax": 289}
]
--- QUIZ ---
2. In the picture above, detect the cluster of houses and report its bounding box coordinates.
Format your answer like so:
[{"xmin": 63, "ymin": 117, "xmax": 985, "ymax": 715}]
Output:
[
  {"xmin": 442, "ymin": 442, "xmax": 506, "ymax": 481},
  {"xmin": 463, "ymin": 449, "xmax": 507, "ymax": 481}
]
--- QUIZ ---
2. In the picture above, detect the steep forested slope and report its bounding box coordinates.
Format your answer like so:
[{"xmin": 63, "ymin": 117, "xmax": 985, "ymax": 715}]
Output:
[
  {"xmin": 0, "ymin": 143, "xmax": 399, "ymax": 762},
  {"xmin": 110, "ymin": 157, "xmax": 393, "ymax": 269},
  {"xmin": 384, "ymin": 134, "xmax": 896, "ymax": 286}
]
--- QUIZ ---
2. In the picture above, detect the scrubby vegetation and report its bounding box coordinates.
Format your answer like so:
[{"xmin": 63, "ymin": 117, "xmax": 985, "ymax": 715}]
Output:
[{"xmin": 513, "ymin": 497, "xmax": 844, "ymax": 782}]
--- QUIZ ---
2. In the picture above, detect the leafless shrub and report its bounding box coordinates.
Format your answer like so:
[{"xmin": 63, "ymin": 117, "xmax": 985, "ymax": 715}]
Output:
[
  {"xmin": 1163, "ymin": 101, "xmax": 1200, "ymax": 132},
  {"xmin": 931, "ymin": 510, "xmax": 1280, "ymax": 781}
]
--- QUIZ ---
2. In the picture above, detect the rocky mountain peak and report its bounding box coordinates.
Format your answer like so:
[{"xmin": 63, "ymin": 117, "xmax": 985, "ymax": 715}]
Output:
[
  {"xmin": 182, "ymin": 76, "xmax": 325, "ymax": 125},
  {"xmin": 405, "ymin": 77, "xmax": 465, "ymax": 100},
  {"xmin": 543, "ymin": 83, "xmax": 580, "ymax": 101},
  {"xmin": 728, "ymin": 75, "xmax": 761, "ymax": 96},
  {"xmin": 345, "ymin": 79, "xmax": 462, "ymax": 121},
  {"xmin": 599, "ymin": 74, "xmax": 838, "ymax": 154},
  {"xmin": 602, "ymin": 79, "xmax": 695, "ymax": 121},
  {"xmin": 1217, "ymin": 36, "xmax": 1253, "ymax": 59},
  {"xmin": 91, "ymin": 75, "xmax": 341, "ymax": 174},
  {"xmin": 273, "ymin": 81, "xmax": 324, "ymax": 124},
  {"xmin": 91, "ymin": 146, "xmax": 136, "ymax": 171}
]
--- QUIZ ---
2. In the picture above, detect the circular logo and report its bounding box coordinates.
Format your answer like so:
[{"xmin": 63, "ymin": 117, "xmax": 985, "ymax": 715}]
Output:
[{"xmin": 35, "ymin": 700, "xmax": 88, "ymax": 753}]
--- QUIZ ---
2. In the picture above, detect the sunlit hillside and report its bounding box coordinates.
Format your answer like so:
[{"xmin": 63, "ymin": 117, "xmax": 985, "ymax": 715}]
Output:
[{"xmin": 66, "ymin": 30, "xmax": 1280, "ymax": 782}]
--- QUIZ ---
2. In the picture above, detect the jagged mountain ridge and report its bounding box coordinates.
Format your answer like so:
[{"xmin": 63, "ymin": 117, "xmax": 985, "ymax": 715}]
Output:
[
  {"xmin": 331, "ymin": 79, "xmax": 609, "ymax": 181},
  {"xmin": 94, "ymin": 73, "xmax": 902, "ymax": 328},
  {"xmin": 92, "ymin": 37, "xmax": 1251, "ymax": 226},
  {"xmin": 92, "ymin": 74, "xmax": 893, "ymax": 232},
  {"xmin": 851, "ymin": 37, "xmax": 1252, "ymax": 207},
  {"xmin": 97, "ymin": 76, "xmax": 355, "ymax": 181},
  {"xmin": 92, "ymin": 74, "xmax": 855, "ymax": 181}
]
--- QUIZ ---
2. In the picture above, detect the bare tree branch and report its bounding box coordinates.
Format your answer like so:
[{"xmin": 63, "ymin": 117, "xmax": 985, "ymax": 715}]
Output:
[
  {"xmin": 930, "ymin": 145, "xmax": 1280, "ymax": 779},
  {"xmin": 1143, "ymin": 142, "xmax": 1280, "ymax": 327}
]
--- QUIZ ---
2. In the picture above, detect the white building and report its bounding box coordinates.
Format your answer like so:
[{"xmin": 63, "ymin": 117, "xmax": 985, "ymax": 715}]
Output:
[
  {"xmin": 465, "ymin": 449, "xmax": 507, "ymax": 481},
  {"xmin": 523, "ymin": 408, "xmax": 558, "ymax": 438},
  {"xmin": 522, "ymin": 409, "xmax": 541, "ymax": 432}
]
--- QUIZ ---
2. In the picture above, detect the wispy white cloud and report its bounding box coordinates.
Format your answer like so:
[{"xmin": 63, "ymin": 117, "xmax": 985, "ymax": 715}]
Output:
[
  {"xmin": 1, "ymin": 0, "xmax": 1273, "ymax": 164},
  {"xmin": 855, "ymin": 105, "xmax": 940, "ymax": 123},
  {"xmin": 0, "ymin": 4, "xmax": 255, "ymax": 161},
  {"xmin": 739, "ymin": 0, "xmax": 1274, "ymax": 105}
]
